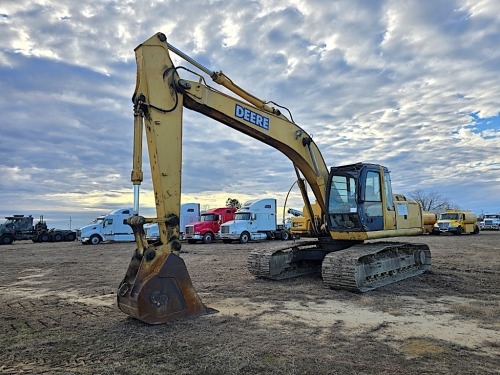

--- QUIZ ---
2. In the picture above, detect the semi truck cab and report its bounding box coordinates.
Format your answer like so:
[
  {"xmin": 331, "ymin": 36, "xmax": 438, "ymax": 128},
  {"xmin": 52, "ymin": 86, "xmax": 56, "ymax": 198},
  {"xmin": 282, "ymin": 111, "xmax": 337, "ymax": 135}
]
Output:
[
  {"xmin": 77, "ymin": 208, "xmax": 136, "ymax": 245},
  {"xmin": 184, "ymin": 206, "xmax": 237, "ymax": 244}
]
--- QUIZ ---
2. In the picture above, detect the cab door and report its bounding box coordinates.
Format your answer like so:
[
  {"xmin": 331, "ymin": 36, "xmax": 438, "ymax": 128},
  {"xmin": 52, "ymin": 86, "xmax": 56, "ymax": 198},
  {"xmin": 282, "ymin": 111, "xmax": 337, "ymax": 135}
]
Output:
[
  {"xmin": 102, "ymin": 218, "xmax": 114, "ymax": 241},
  {"xmin": 360, "ymin": 170, "xmax": 384, "ymax": 231},
  {"xmin": 382, "ymin": 169, "xmax": 397, "ymax": 230},
  {"xmin": 248, "ymin": 213, "xmax": 259, "ymax": 232}
]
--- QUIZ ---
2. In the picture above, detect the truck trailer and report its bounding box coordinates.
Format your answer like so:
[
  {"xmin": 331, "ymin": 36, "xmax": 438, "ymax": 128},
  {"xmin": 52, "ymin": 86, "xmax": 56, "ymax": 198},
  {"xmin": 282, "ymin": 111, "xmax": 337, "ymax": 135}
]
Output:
[
  {"xmin": 0, "ymin": 215, "xmax": 76, "ymax": 245},
  {"xmin": 219, "ymin": 198, "xmax": 291, "ymax": 244}
]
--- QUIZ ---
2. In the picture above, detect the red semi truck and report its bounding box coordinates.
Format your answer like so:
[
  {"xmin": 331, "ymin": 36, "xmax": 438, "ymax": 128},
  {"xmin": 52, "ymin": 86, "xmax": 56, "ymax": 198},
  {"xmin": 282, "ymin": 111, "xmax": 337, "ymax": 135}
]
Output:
[{"xmin": 184, "ymin": 207, "xmax": 237, "ymax": 244}]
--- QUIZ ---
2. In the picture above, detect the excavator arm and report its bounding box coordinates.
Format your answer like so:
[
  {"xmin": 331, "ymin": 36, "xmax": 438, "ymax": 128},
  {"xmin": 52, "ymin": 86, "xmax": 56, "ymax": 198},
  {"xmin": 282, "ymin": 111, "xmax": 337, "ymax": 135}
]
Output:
[{"xmin": 118, "ymin": 32, "xmax": 330, "ymax": 324}]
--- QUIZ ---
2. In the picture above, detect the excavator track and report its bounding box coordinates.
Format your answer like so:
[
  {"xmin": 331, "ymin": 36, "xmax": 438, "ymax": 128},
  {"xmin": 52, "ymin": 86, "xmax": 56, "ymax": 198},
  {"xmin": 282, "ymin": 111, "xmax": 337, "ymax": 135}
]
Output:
[
  {"xmin": 247, "ymin": 241, "xmax": 324, "ymax": 280},
  {"xmin": 247, "ymin": 241, "xmax": 431, "ymax": 292},
  {"xmin": 322, "ymin": 242, "xmax": 431, "ymax": 292}
]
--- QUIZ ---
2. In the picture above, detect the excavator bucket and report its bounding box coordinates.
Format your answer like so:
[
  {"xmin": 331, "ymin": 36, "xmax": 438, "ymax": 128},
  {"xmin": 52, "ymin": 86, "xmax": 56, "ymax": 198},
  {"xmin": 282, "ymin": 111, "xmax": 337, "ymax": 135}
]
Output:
[{"xmin": 117, "ymin": 250, "xmax": 207, "ymax": 324}]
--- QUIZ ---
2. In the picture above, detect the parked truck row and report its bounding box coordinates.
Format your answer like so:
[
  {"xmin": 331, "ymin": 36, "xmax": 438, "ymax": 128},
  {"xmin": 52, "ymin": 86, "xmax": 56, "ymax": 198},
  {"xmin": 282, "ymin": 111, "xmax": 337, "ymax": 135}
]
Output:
[
  {"xmin": 219, "ymin": 198, "xmax": 291, "ymax": 243},
  {"xmin": 0, "ymin": 200, "xmax": 318, "ymax": 247},
  {"xmin": 147, "ymin": 199, "xmax": 292, "ymax": 245},
  {"xmin": 0, "ymin": 215, "xmax": 76, "ymax": 245},
  {"xmin": 6, "ymin": 203, "xmax": 484, "ymax": 247},
  {"xmin": 72, "ymin": 198, "xmax": 294, "ymax": 245}
]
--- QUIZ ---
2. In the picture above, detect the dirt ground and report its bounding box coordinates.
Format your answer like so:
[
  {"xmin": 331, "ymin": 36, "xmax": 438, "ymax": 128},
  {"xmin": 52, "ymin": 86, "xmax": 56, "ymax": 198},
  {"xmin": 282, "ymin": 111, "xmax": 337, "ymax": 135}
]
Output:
[{"xmin": 0, "ymin": 231, "xmax": 499, "ymax": 375}]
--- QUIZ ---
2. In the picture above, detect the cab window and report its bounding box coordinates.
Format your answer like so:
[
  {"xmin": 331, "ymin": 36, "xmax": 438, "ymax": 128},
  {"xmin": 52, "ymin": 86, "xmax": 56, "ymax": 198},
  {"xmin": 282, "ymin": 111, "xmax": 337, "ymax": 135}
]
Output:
[
  {"xmin": 365, "ymin": 171, "xmax": 381, "ymax": 202},
  {"xmin": 328, "ymin": 175, "xmax": 356, "ymax": 213},
  {"xmin": 384, "ymin": 170, "xmax": 394, "ymax": 211}
]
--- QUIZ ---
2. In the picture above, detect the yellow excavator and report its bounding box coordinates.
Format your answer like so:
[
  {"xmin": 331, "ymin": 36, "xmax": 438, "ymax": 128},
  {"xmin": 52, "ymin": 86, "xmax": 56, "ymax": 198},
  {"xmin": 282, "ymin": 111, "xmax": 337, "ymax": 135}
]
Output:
[{"xmin": 117, "ymin": 32, "xmax": 431, "ymax": 324}]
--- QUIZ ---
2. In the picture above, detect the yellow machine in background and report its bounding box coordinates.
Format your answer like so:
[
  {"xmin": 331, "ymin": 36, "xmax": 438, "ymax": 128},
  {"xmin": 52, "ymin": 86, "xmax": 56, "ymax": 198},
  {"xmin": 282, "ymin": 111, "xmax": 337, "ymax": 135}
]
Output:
[
  {"xmin": 117, "ymin": 33, "xmax": 431, "ymax": 324},
  {"xmin": 290, "ymin": 202, "xmax": 322, "ymax": 238}
]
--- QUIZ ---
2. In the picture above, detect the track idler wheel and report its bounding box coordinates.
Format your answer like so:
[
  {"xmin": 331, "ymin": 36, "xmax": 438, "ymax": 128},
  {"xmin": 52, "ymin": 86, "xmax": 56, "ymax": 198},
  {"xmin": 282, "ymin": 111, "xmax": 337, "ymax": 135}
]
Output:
[{"xmin": 117, "ymin": 250, "xmax": 207, "ymax": 324}]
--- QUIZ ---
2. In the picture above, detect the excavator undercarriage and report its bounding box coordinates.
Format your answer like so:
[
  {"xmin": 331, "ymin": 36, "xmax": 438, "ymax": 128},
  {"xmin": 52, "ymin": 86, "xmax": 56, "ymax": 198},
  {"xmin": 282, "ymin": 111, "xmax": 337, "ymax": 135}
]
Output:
[{"xmin": 248, "ymin": 240, "xmax": 431, "ymax": 293}]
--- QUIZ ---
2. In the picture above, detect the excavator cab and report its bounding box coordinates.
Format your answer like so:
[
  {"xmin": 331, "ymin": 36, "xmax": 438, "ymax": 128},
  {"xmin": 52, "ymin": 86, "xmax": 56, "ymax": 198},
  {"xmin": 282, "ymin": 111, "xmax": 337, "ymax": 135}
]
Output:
[
  {"xmin": 326, "ymin": 162, "xmax": 425, "ymax": 241},
  {"xmin": 326, "ymin": 163, "xmax": 391, "ymax": 233}
]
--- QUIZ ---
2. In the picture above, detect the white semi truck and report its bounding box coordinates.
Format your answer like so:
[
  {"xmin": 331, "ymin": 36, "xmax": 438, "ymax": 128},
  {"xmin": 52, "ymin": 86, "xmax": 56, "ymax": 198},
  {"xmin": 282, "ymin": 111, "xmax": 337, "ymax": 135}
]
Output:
[
  {"xmin": 480, "ymin": 213, "xmax": 500, "ymax": 230},
  {"xmin": 219, "ymin": 198, "xmax": 291, "ymax": 244},
  {"xmin": 77, "ymin": 208, "xmax": 137, "ymax": 245}
]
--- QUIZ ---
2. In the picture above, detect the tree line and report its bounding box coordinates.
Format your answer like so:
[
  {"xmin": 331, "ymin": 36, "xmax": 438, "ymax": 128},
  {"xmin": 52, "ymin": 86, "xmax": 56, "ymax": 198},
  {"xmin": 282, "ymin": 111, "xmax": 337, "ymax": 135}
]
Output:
[{"xmin": 407, "ymin": 189, "xmax": 459, "ymax": 213}]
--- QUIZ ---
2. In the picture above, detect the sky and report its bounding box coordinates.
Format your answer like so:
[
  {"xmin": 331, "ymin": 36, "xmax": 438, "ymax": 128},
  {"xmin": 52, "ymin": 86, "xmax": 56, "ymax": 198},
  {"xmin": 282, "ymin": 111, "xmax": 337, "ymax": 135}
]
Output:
[{"xmin": 1, "ymin": 0, "xmax": 499, "ymax": 230}]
